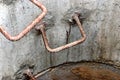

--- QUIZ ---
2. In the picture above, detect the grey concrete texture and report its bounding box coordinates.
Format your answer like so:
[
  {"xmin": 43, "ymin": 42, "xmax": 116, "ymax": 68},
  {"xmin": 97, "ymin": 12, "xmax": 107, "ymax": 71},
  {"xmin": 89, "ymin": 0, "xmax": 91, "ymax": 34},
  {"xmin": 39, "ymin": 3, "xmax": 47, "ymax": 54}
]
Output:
[{"xmin": 0, "ymin": 0, "xmax": 120, "ymax": 79}]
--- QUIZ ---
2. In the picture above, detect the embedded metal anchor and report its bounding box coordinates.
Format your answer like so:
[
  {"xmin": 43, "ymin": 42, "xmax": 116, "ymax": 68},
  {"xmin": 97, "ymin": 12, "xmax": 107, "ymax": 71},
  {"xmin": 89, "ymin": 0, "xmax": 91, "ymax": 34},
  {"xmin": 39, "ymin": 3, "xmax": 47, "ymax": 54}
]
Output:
[
  {"xmin": 24, "ymin": 69, "xmax": 36, "ymax": 80},
  {"xmin": 0, "ymin": 0, "xmax": 47, "ymax": 41},
  {"xmin": 36, "ymin": 13, "xmax": 86, "ymax": 53},
  {"xmin": 24, "ymin": 68, "xmax": 53, "ymax": 80}
]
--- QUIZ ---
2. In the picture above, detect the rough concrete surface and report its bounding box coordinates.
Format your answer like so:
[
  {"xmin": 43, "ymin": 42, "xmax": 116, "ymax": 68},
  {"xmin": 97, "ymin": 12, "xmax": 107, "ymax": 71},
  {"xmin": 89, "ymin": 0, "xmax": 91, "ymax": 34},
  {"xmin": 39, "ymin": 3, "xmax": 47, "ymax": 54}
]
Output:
[{"xmin": 0, "ymin": 0, "xmax": 120, "ymax": 79}]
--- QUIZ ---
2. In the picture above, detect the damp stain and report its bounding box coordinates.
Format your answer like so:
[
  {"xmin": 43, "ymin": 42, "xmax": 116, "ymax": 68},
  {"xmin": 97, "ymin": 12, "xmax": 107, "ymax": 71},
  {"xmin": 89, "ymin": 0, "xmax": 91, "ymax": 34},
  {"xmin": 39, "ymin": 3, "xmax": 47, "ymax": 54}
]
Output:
[
  {"xmin": 33, "ymin": 62, "xmax": 120, "ymax": 80},
  {"xmin": 0, "ymin": 0, "xmax": 17, "ymax": 5},
  {"xmin": 72, "ymin": 66, "xmax": 120, "ymax": 80}
]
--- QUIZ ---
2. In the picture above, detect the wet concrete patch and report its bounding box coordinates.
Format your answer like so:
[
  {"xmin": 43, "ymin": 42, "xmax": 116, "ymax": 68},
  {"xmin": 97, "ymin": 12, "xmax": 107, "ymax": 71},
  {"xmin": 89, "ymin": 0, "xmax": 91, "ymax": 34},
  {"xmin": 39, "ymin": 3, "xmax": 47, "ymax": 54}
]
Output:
[{"xmin": 62, "ymin": 7, "xmax": 92, "ymax": 24}]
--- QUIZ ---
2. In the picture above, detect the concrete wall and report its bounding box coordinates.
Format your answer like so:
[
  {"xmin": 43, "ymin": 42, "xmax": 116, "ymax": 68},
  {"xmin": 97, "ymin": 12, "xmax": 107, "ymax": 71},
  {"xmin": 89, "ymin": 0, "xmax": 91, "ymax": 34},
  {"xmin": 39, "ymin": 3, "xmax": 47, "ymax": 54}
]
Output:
[{"xmin": 0, "ymin": 0, "xmax": 120, "ymax": 79}]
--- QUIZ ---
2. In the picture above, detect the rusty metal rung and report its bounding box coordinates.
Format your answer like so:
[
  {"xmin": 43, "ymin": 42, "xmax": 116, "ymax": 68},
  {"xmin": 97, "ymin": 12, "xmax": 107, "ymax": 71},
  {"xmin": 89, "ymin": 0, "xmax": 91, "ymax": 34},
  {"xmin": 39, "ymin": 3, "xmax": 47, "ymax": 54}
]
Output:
[
  {"xmin": 38, "ymin": 13, "xmax": 86, "ymax": 53},
  {"xmin": 0, "ymin": 0, "xmax": 47, "ymax": 41}
]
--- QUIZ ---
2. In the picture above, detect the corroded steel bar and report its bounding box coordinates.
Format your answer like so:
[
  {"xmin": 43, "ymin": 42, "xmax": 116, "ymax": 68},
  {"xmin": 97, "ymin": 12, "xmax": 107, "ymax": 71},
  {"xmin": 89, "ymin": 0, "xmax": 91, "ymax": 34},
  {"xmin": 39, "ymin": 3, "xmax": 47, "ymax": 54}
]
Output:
[
  {"xmin": 24, "ymin": 69, "xmax": 36, "ymax": 80},
  {"xmin": 0, "ymin": 0, "xmax": 47, "ymax": 41},
  {"xmin": 39, "ymin": 13, "xmax": 86, "ymax": 53},
  {"xmin": 24, "ymin": 68, "xmax": 52, "ymax": 80},
  {"xmin": 34, "ymin": 68, "xmax": 53, "ymax": 78}
]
